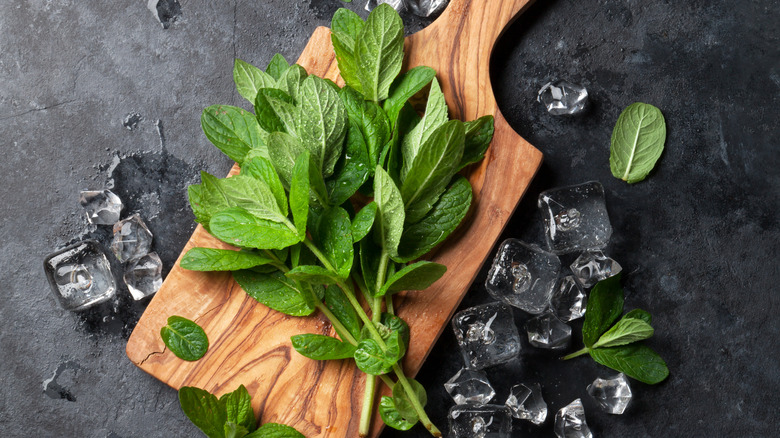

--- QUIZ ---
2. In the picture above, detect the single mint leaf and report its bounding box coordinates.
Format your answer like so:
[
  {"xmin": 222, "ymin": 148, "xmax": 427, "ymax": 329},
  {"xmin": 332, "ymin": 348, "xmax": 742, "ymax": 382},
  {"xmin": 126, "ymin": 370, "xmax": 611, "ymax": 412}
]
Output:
[
  {"xmin": 291, "ymin": 334, "xmax": 357, "ymax": 360},
  {"xmin": 181, "ymin": 248, "xmax": 273, "ymax": 272},
  {"xmin": 202, "ymin": 105, "xmax": 266, "ymax": 164},
  {"xmin": 589, "ymin": 344, "xmax": 669, "ymax": 384},
  {"xmin": 307, "ymin": 156, "xmax": 330, "ymax": 207},
  {"xmin": 332, "ymin": 8, "xmax": 364, "ymax": 38},
  {"xmin": 385, "ymin": 103, "xmax": 421, "ymax": 182},
  {"xmin": 234, "ymin": 59, "xmax": 276, "ymax": 103},
  {"xmin": 331, "ymin": 31, "xmax": 362, "ymax": 94},
  {"xmin": 360, "ymin": 238, "xmax": 383, "ymax": 296},
  {"xmin": 240, "ymin": 156, "xmax": 288, "ymax": 216},
  {"xmin": 233, "ymin": 270, "xmax": 316, "ymax": 316},
  {"xmin": 373, "ymin": 167, "xmax": 405, "ymax": 257},
  {"xmin": 401, "ymin": 78, "xmax": 449, "ymax": 180},
  {"xmin": 392, "ymin": 377, "xmax": 427, "ymax": 421},
  {"xmin": 379, "ymin": 261, "xmax": 446, "ymax": 296},
  {"xmin": 267, "ymin": 132, "xmax": 309, "ymax": 189},
  {"xmin": 383, "ymin": 66, "xmax": 437, "ymax": 126},
  {"xmin": 356, "ymin": 3, "xmax": 404, "ymax": 102},
  {"xmin": 219, "ymin": 385, "xmax": 256, "ymax": 433},
  {"xmin": 210, "ymin": 207, "xmax": 300, "ymax": 250},
  {"xmin": 315, "ymin": 207, "xmax": 354, "ymax": 279},
  {"xmin": 396, "ymin": 176, "xmax": 472, "ymax": 262},
  {"xmin": 624, "ymin": 308, "xmax": 652, "ymax": 324},
  {"xmin": 188, "ymin": 172, "xmax": 229, "ymax": 231},
  {"xmin": 296, "ymin": 75, "xmax": 348, "ymax": 177},
  {"xmin": 265, "ymin": 54, "xmax": 290, "ymax": 81},
  {"xmin": 323, "ymin": 285, "xmax": 362, "ymax": 341},
  {"xmin": 325, "ymin": 120, "xmax": 370, "ymax": 206},
  {"xmin": 244, "ymin": 423, "xmax": 305, "ymax": 438},
  {"xmin": 592, "ymin": 316, "xmax": 654, "ymax": 349},
  {"xmin": 383, "ymin": 330, "xmax": 406, "ymax": 363},
  {"xmin": 381, "ymin": 313, "xmax": 410, "ymax": 352},
  {"xmin": 285, "ymin": 265, "xmax": 341, "ymax": 285},
  {"xmin": 401, "ymin": 120, "xmax": 465, "ymax": 224},
  {"xmin": 582, "ymin": 274, "xmax": 625, "ymax": 348},
  {"xmin": 179, "ymin": 386, "xmax": 226, "ymax": 438},
  {"xmin": 351, "ymin": 202, "xmax": 377, "ymax": 243},
  {"xmin": 254, "ymin": 88, "xmax": 296, "ymax": 135},
  {"xmin": 610, "ymin": 102, "xmax": 666, "ymax": 183},
  {"xmin": 161, "ymin": 316, "xmax": 209, "ymax": 361},
  {"xmin": 339, "ymin": 86, "xmax": 391, "ymax": 172},
  {"xmin": 277, "ymin": 64, "xmax": 308, "ymax": 104},
  {"xmin": 354, "ymin": 338, "xmax": 395, "ymax": 375},
  {"xmin": 211, "ymin": 174, "xmax": 287, "ymax": 223},
  {"xmin": 289, "ymin": 152, "xmax": 311, "ymax": 239},
  {"xmin": 459, "ymin": 115, "xmax": 494, "ymax": 170},
  {"xmin": 379, "ymin": 396, "xmax": 417, "ymax": 431}
]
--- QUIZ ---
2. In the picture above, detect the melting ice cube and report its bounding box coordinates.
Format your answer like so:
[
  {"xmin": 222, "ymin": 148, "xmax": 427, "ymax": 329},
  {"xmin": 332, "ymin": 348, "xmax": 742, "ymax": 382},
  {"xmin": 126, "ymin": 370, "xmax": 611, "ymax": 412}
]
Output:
[
  {"xmin": 550, "ymin": 276, "xmax": 587, "ymax": 321},
  {"xmin": 525, "ymin": 313, "xmax": 571, "ymax": 350},
  {"xmin": 408, "ymin": 0, "xmax": 448, "ymax": 17},
  {"xmin": 111, "ymin": 214, "xmax": 153, "ymax": 263},
  {"xmin": 538, "ymin": 181, "xmax": 612, "ymax": 255},
  {"xmin": 448, "ymin": 404, "xmax": 512, "ymax": 438},
  {"xmin": 570, "ymin": 250, "xmax": 622, "ymax": 288},
  {"xmin": 79, "ymin": 190, "xmax": 123, "ymax": 225},
  {"xmin": 587, "ymin": 373, "xmax": 632, "ymax": 415},
  {"xmin": 444, "ymin": 368, "xmax": 495, "ymax": 405},
  {"xmin": 452, "ymin": 302, "xmax": 521, "ymax": 369},
  {"xmin": 365, "ymin": 0, "xmax": 407, "ymax": 12},
  {"xmin": 505, "ymin": 382, "xmax": 547, "ymax": 425},
  {"xmin": 554, "ymin": 399, "xmax": 593, "ymax": 438},
  {"xmin": 43, "ymin": 240, "xmax": 116, "ymax": 311},
  {"xmin": 124, "ymin": 252, "xmax": 163, "ymax": 300},
  {"xmin": 537, "ymin": 80, "xmax": 589, "ymax": 116}
]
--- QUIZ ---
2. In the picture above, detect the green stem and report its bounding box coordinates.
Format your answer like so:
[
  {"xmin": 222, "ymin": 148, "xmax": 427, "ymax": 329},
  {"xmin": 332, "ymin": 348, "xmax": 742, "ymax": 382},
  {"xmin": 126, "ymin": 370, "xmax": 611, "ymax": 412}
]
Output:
[
  {"xmin": 316, "ymin": 303, "xmax": 358, "ymax": 345},
  {"xmin": 261, "ymin": 249, "xmax": 289, "ymax": 273},
  {"xmin": 392, "ymin": 364, "xmax": 441, "ymax": 437},
  {"xmin": 359, "ymin": 375, "xmax": 377, "ymax": 437},
  {"xmin": 385, "ymin": 295, "xmax": 394, "ymax": 316},
  {"xmin": 562, "ymin": 347, "xmax": 590, "ymax": 360}
]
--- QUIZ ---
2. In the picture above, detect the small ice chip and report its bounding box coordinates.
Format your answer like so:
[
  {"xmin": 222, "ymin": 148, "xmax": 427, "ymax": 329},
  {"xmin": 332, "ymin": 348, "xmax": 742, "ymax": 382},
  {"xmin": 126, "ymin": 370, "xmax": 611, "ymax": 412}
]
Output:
[
  {"xmin": 407, "ymin": 0, "xmax": 448, "ymax": 17},
  {"xmin": 124, "ymin": 252, "xmax": 163, "ymax": 300},
  {"xmin": 43, "ymin": 240, "xmax": 117, "ymax": 311},
  {"xmin": 110, "ymin": 214, "xmax": 153, "ymax": 263},
  {"xmin": 525, "ymin": 313, "xmax": 571, "ymax": 350},
  {"xmin": 538, "ymin": 181, "xmax": 612, "ymax": 254},
  {"xmin": 570, "ymin": 250, "xmax": 622, "ymax": 288},
  {"xmin": 554, "ymin": 399, "xmax": 593, "ymax": 438},
  {"xmin": 448, "ymin": 404, "xmax": 512, "ymax": 438},
  {"xmin": 505, "ymin": 383, "xmax": 547, "ymax": 425},
  {"xmin": 444, "ymin": 368, "xmax": 495, "ymax": 405},
  {"xmin": 537, "ymin": 80, "xmax": 589, "ymax": 116},
  {"xmin": 550, "ymin": 276, "xmax": 587, "ymax": 321},
  {"xmin": 587, "ymin": 373, "xmax": 632, "ymax": 415},
  {"xmin": 365, "ymin": 0, "xmax": 407, "ymax": 12},
  {"xmin": 79, "ymin": 190, "xmax": 123, "ymax": 225},
  {"xmin": 452, "ymin": 302, "xmax": 521, "ymax": 369}
]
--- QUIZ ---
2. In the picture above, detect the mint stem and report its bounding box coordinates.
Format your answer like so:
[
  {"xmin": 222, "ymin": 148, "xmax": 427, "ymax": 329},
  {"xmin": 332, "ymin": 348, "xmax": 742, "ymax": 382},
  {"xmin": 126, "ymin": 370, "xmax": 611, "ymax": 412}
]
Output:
[
  {"xmin": 392, "ymin": 364, "xmax": 442, "ymax": 437},
  {"xmin": 562, "ymin": 347, "xmax": 590, "ymax": 360}
]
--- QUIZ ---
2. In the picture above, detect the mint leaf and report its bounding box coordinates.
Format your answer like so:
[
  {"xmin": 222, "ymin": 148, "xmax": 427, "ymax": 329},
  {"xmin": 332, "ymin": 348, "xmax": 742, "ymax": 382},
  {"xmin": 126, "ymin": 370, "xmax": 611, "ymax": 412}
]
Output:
[
  {"xmin": 296, "ymin": 75, "xmax": 348, "ymax": 177},
  {"xmin": 324, "ymin": 285, "xmax": 362, "ymax": 341},
  {"xmin": 240, "ymin": 156, "xmax": 288, "ymax": 216},
  {"xmin": 188, "ymin": 172, "xmax": 229, "ymax": 231},
  {"xmin": 161, "ymin": 316, "xmax": 209, "ymax": 361},
  {"xmin": 181, "ymin": 248, "xmax": 274, "ymax": 272},
  {"xmin": 460, "ymin": 115, "xmax": 494, "ymax": 170},
  {"xmin": 582, "ymin": 274, "xmax": 624, "ymax": 347},
  {"xmin": 291, "ymin": 334, "xmax": 357, "ymax": 360},
  {"xmin": 254, "ymin": 88, "xmax": 296, "ymax": 135},
  {"xmin": 392, "ymin": 378, "xmax": 427, "ymax": 422},
  {"xmin": 401, "ymin": 78, "xmax": 449, "ymax": 180},
  {"xmin": 589, "ymin": 344, "xmax": 669, "ymax": 384},
  {"xmin": 224, "ymin": 422, "xmax": 249, "ymax": 438},
  {"xmin": 233, "ymin": 270, "xmax": 316, "ymax": 316},
  {"xmin": 210, "ymin": 175, "xmax": 287, "ymax": 223},
  {"xmin": 326, "ymin": 120, "xmax": 370, "ymax": 206},
  {"xmin": 210, "ymin": 208, "xmax": 301, "ymax": 250},
  {"xmin": 379, "ymin": 396, "xmax": 417, "ymax": 430},
  {"xmin": 373, "ymin": 166, "xmax": 405, "ymax": 257},
  {"xmin": 353, "ymin": 335, "xmax": 402, "ymax": 375},
  {"xmin": 234, "ymin": 59, "xmax": 276, "ymax": 104},
  {"xmin": 360, "ymin": 238, "xmax": 383, "ymax": 296},
  {"xmin": 244, "ymin": 423, "xmax": 304, "ymax": 438},
  {"xmin": 351, "ymin": 202, "xmax": 377, "ymax": 243},
  {"xmin": 379, "ymin": 261, "xmax": 446, "ymax": 296},
  {"xmin": 610, "ymin": 102, "xmax": 666, "ymax": 183},
  {"xmin": 219, "ymin": 385, "xmax": 256, "ymax": 433},
  {"xmin": 331, "ymin": 31, "xmax": 362, "ymax": 94},
  {"xmin": 356, "ymin": 3, "xmax": 404, "ymax": 102},
  {"xmin": 286, "ymin": 265, "xmax": 341, "ymax": 285},
  {"xmin": 332, "ymin": 8, "xmax": 364, "ymax": 38},
  {"xmin": 202, "ymin": 105, "xmax": 266, "ymax": 163},
  {"xmin": 624, "ymin": 308, "xmax": 652, "ymax": 324},
  {"xmin": 265, "ymin": 54, "xmax": 289, "ymax": 81},
  {"xmin": 289, "ymin": 152, "xmax": 311, "ymax": 239},
  {"xmin": 383, "ymin": 66, "xmax": 436, "ymax": 126},
  {"xmin": 381, "ymin": 313, "xmax": 410, "ymax": 353},
  {"xmin": 315, "ymin": 207, "xmax": 354, "ymax": 279},
  {"xmin": 179, "ymin": 386, "xmax": 226, "ymax": 438},
  {"xmin": 266, "ymin": 132, "xmax": 308, "ymax": 189},
  {"xmin": 277, "ymin": 64, "xmax": 308, "ymax": 103},
  {"xmin": 592, "ymin": 316, "xmax": 654, "ymax": 349},
  {"xmin": 340, "ymin": 86, "xmax": 391, "ymax": 172}
]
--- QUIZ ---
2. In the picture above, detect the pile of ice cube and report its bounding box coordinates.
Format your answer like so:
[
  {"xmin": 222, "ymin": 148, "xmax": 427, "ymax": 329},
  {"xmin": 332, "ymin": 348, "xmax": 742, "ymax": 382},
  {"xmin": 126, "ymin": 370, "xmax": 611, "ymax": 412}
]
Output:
[
  {"xmin": 445, "ymin": 181, "xmax": 631, "ymax": 437},
  {"xmin": 43, "ymin": 190, "xmax": 162, "ymax": 311}
]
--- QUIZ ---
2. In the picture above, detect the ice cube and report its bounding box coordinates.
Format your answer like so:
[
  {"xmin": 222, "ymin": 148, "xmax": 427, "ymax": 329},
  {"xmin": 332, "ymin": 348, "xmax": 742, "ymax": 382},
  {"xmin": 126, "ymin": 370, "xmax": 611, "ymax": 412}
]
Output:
[
  {"xmin": 486, "ymin": 239, "xmax": 561, "ymax": 314},
  {"xmin": 505, "ymin": 382, "xmax": 547, "ymax": 425},
  {"xmin": 408, "ymin": 0, "xmax": 448, "ymax": 17},
  {"xmin": 554, "ymin": 399, "xmax": 592, "ymax": 438},
  {"xmin": 43, "ymin": 240, "xmax": 117, "ymax": 311},
  {"xmin": 79, "ymin": 190, "xmax": 123, "ymax": 225},
  {"xmin": 587, "ymin": 373, "xmax": 632, "ymax": 415},
  {"xmin": 452, "ymin": 302, "xmax": 521, "ymax": 369},
  {"xmin": 365, "ymin": 0, "xmax": 407, "ymax": 12},
  {"xmin": 538, "ymin": 181, "xmax": 612, "ymax": 254},
  {"xmin": 550, "ymin": 276, "xmax": 587, "ymax": 321},
  {"xmin": 537, "ymin": 81, "xmax": 589, "ymax": 116},
  {"xmin": 110, "ymin": 214, "xmax": 153, "ymax": 263},
  {"xmin": 147, "ymin": 0, "xmax": 182, "ymax": 29},
  {"xmin": 448, "ymin": 404, "xmax": 512, "ymax": 438},
  {"xmin": 525, "ymin": 313, "xmax": 571, "ymax": 350},
  {"xmin": 445, "ymin": 368, "xmax": 495, "ymax": 405},
  {"xmin": 570, "ymin": 250, "xmax": 622, "ymax": 288},
  {"xmin": 124, "ymin": 252, "xmax": 163, "ymax": 300}
]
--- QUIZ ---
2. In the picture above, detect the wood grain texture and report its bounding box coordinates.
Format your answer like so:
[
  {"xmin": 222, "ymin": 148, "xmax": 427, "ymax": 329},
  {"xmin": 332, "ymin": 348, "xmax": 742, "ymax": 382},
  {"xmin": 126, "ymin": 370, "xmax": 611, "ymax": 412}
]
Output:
[{"xmin": 126, "ymin": 0, "xmax": 540, "ymax": 436}]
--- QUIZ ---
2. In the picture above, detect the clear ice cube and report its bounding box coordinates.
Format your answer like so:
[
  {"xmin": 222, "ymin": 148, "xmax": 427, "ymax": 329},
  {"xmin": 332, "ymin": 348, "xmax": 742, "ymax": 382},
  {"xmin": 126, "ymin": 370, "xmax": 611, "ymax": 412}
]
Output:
[
  {"xmin": 124, "ymin": 252, "xmax": 163, "ymax": 300},
  {"xmin": 365, "ymin": 0, "xmax": 407, "ymax": 12},
  {"xmin": 525, "ymin": 313, "xmax": 571, "ymax": 350},
  {"xmin": 408, "ymin": 0, "xmax": 448, "ymax": 17},
  {"xmin": 43, "ymin": 240, "xmax": 117, "ymax": 311},
  {"xmin": 110, "ymin": 214, "xmax": 153, "ymax": 263},
  {"xmin": 449, "ymin": 404, "xmax": 512, "ymax": 438},
  {"xmin": 79, "ymin": 190, "xmax": 123, "ymax": 225},
  {"xmin": 570, "ymin": 250, "xmax": 622, "ymax": 288},
  {"xmin": 587, "ymin": 373, "xmax": 632, "ymax": 415},
  {"xmin": 550, "ymin": 276, "xmax": 587, "ymax": 321},
  {"xmin": 445, "ymin": 368, "xmax": 496, "ymax": 405},
  {"xmin": 452, "ymin": 302, "xmax": 521, "ymax": 369},
  {"xmin": 537, "ymin": 80, "xmax": 589, "ymax": 116},
  {"xmin": 538, "ymin": 181, "xmax": 612, "ymax": 255},
  {"xmin": 486, "ymin": 239, "xmax": 561, "ymax": 314},
  {"xmin": 554, "ymin": 399, "xmax": 593, "ymax": 438},
  {"xmin": 505, "ymin": 383, "xmax": 547, "ymax": 425}
]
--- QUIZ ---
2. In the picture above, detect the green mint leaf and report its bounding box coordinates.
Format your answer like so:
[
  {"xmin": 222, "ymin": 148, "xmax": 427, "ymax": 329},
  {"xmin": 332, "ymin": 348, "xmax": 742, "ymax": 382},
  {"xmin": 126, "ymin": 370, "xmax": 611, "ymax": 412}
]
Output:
[
  {"xmin": 296, "ymin": 75, "xmax": 348, "ymax": 177},
  {"xmin": 265, "ymin": 54, "xmax": 290, "ymax": 81},
  {"xmin": 356, "ymin": 3, "xmax": 404, "ymax": 102},
  {"xmin": 289, "ymin": 152, "xmax": 311, "ymax": 239},
  {"xmin": 161, "ymin": 316, "xmax": 209, "ymax": 361},
  {"xmin": 267, "ymin": 132, "xmax": 309, "ymax": 189},
  {"xmin": 373, "ymin": 166, "xmax": 405, "ymax": 257},
  {"xmin": 385, "ymin": 103, "xmax": 421, "ymax": 182},
  {"xmin": 326, "ymin": 120, "xmax": 371, "ymax": 206},
  {"xmin": 178, "ymin": 386, "xmax": 226, "ymax": 438},
  {"xmin": 384, "ymin": 330, "xmax": 407, "ymax": 363},
  {"xmin": 396, "ymin": 176, "xmax": 472, "ymax": 262},
  {"xmin": 211, "ymin": 174, "xmax": 287, "ymax": 223},
  {"xmin": 392, "ymin": 377, "xmax": 427, "ymax": 421},
  {"xmin": 276, "ymin": 64, "xmax": 308, "ymax": 104},
  {"xmin": 339, "ymin": 86, "xmax": 391, "ymax": 172},
  {"xmin": 401, "ymin": 120, "xmax": 465, "ymax": 224},
  {"xmin": 381, "ymin": 313, "xmax": 410, "ymax": 353},
  {"xmin": 202, "ymin": 105, "xmax": 266, "ymax": 164},
  {"xmin": 240, "ymin": 156, "xmax": 288, "ymax": 216},
  {"xmin": 188, "ymin": 173, "xmax": 222, "ymax": 230},
  {"xmin": 285, "ymin": 265, "xmax": 341, "ymax": 285},
  {"xmin": 244, "ymin": 423, "xmax": 305, "ymax": 438},
  {"xmin": 331, "ymin": 31, "xmax": 363, "ymax": 94},
  {"xmin": 181, "ymin": 248, "xmax": 273, "ymax": 272},
  {"xmin": 224, "ymin": 422, "xmax": 249, "ymax": 438},
  {"xmin": 401, "ymin": 78, "xmax": 449, "ymax": 180},
  {"xmin": 331, "ymin": 8, "xmax": 364, "ymax": 39},
  {"xmin": 324, "ymin": 284, "xmax": 362, "ymax": 341},
  {"xmin": 254, "ymin": 88, "xmax": 296, "ymax": 135},
  {"xmin": 210, "ymin": 208, "xmax": 301, "ymax": 250},
  {"xmin": 589, "ymin": 344, "xmax": 670, "ymax": 384},
  {"xmin": 233, "ymin": 270, "xmax": 316, "ymax": 316},
  {"xmin": 624, "ymin": 308, "xmax": 652, "ymax": 324},
  {"xmin": 459, "ymin": 115, "xmax": 494, "ymax": 170},
  {"xmin": 592, "ymin": 316, "xmax": 654, "ymax": 349},
  {"xmin": 582, "ymin": 274, "xmax": 625, "ymax": 347},
  {"xmin": 360, "ymin": 238, "xmax": 383, "ymax": 296},
  {"xmin": 314, "ymin": 207, "xmax": 354, "ymax": 278},
  {"xmin": 353, "ymin": 338, "xmax": 395, "ymax": 375},
  {"xmin": 219, "ymin": 385, "xmax": 257, "ymax": 433},
  {"xmin": 291, "ymin": 334, "xmax": 357, "ymax": 360},
  {"xmin": 379, "ymin": 261, "xmax": 446, "ymax": 296},
  {"xmin": 610, "ymin": 102, "xmax": 666, "ymax": 183},
  {"xmin": 379, "ymin": 396, "xmax": 417, "ymax": 430},
  {"xmin": 234, "ymin": 59, "xmax": 276, "ymax": 104},
  {"xmin": 307, "ymin": 156, "xmax": 330, "ymax": 207},
  {"xmin": 383, "ymin": 66, "xmax": 437, "ymax": 126},
  {"xmin": 351, "ymin": 202, "xmax": 377, "ymax": 243}
]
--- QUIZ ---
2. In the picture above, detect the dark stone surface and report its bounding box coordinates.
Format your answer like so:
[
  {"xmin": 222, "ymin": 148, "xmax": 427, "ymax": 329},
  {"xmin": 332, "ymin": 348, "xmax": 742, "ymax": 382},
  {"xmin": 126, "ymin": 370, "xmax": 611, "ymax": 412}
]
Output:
[{"xmin": 0, "ymin": 0, "xmax": 777, "ymax": 437}]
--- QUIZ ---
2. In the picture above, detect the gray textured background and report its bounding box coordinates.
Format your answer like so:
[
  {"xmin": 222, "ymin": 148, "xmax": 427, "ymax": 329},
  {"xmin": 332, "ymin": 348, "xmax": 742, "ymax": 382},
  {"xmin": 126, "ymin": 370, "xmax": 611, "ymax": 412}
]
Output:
[{"xmin": 0, "ymin": 0, "xmax": 778, "ymax": 437}]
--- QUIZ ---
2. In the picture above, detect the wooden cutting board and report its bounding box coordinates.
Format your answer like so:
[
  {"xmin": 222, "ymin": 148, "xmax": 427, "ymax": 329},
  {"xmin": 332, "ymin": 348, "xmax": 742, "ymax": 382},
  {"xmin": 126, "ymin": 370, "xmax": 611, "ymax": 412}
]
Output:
[{"xmin": 126, "ymin": 0, "xmax": 541, "ymax": 436}]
